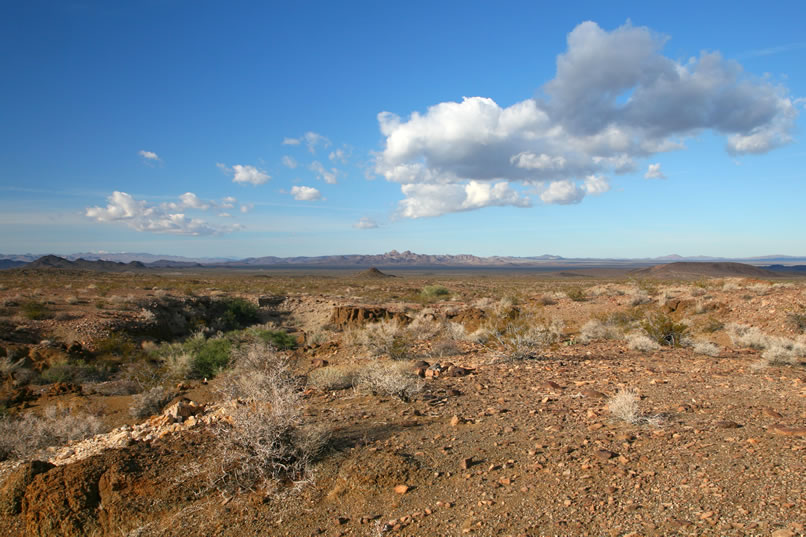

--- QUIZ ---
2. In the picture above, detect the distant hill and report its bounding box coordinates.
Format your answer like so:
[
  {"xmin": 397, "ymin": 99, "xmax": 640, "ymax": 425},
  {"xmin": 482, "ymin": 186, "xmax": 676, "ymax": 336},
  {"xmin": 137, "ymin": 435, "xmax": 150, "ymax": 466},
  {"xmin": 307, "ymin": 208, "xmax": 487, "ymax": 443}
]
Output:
[
  {"xmin": 23, "ymin": 255, "xmax": 146, "ymax": 272},
  {"xmin": 631, "ymin": 262, "xmax": 779, "ymax": 279},
  {"xmin": 0, "ymin": 259, "xmax": 27, "ymax": 270},
  {"xmin": 355, "ymin": 267, "xmax": 396, "ymax": 279}
]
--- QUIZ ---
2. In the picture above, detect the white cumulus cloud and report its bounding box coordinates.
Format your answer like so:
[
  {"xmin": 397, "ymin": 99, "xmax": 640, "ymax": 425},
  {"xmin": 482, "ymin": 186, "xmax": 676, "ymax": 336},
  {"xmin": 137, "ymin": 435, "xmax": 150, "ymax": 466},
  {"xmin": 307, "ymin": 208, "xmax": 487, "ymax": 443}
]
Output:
[
  {"xmin": 644, "ymin": 163, "xmax": 667, "ymax": 179},
  {"xmin": 85, "ymin": 191, "xmax": 242, "ymax": 235},
  {"xmin": 354, "ymin": 217, "xmax": 379, "ymax": 229},
  {"xmin": 374, "ymin": 20, "xmax": 797, "ymax": 218},
  {"xmin": 399, "ymin": 180, "xmax": 530, "ymax": 218},
  {"xmin": 138, "ymin": 150, "xmax": 160, "ymax": 162},
  {"xmin": 218, "ymin": 163, "xmax": 270, "ymax": 185},
  {"xmin": 281, "ymin": 155, "xmax": 298, "ymax": 169},
  {"xmin": 290, "ymin": 185, "xmax": 322, "ymax": 201},
  {"xmin": 282, "ymin": 137, "xmax": 301, "ymax": 145}
]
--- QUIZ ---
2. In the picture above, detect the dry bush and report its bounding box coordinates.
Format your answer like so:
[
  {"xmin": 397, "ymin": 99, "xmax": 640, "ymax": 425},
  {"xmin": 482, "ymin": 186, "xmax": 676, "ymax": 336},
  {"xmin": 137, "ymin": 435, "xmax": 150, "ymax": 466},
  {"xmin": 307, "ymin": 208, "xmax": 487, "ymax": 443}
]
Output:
[
  {"xmin": 307, "ymin": 364, "xmax": 360, "ymax": 391},
  {"xmin": 491, "ymin": 318, "xmax": 563, "ymax": 360},
  {"xmin": 721, "ymin": 279, "xmax": 743, "ymax": 291},
  {"xmin": 354, "ymin": 361, "xmax": 424, "ymax": 401},
  {"xmin": 607, "ymin": 388, "xmax": 640, "ymax": 424},
  {"xmin": 210, "ymin": 343, "xmax": 328, "ymax": 496},
  {"xmin": 537, "ymin": 294, "xmax": 558, "ymax": 306},
  {"xmin": 627, "ymin": 288, "xmax": 651, "ymax": 306},
  {"xmin": 727, "ymin": 323, "xmax": 770, "ymax": 349},
  {"xmin": 578, "ymin": 319, "xmax": 622, "ymax": 344},
  {"xmin": 66, "ymin": 296, "xmax": 80, "ymax": 305},
  {"xmin": 353, "ymin": 320, "xmax": 411, "ymax": 360},
  {"xmin": 0, "ymin": 407, "xmax": 103, "ymax": 461},
  {"xmin": 626, "ymin": 333, "xmax": 660, "ymax": 353},
  {"xmin": 746, "ymin": 283, "xmax": 771, "ymax": 295},
  {"xmin": 692, "ymin": 341, "xmax": 721, "ymax": 357},
  {"xmin": 760, "ymin": 338, "xmax": 806, "ymax": 366},
  {"xmin": 129, "ymin": 386, "xmax": 173, "ymax": 419}
]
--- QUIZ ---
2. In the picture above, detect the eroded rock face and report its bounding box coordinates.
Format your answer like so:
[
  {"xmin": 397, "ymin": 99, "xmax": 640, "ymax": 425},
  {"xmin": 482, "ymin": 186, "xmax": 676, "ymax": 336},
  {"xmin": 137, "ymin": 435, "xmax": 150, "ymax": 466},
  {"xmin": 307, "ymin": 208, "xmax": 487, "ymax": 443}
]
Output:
[
  {"xmin": 0, "ymin": 461, "xmax": 55, "ymax": 515},
  {"xmin": 445, "ymin": 307, "xmax": 487, "ymax": 332},
  {"xmin": 329, "ymin": 306, "xmax": 410, "ymax": 327},
  {"xmin": 23, "ymin": 457, "xmax": 105, "ymax": 537}
]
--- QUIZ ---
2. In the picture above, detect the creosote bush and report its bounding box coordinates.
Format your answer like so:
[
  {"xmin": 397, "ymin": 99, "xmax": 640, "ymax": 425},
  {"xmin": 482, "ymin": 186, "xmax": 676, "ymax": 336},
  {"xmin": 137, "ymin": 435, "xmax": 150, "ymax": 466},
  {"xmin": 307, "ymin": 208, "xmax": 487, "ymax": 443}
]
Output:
[
  {"xmin": 353, "ymin": 320, "xmax": 411, "ymax": 360},
  {"xmin": 420, "ymin": 285, "xmax": 451, "ymax": 300},
  {"xmin": 20, "ymin": 300, "xmax": 50, "ymax": 320},
  {"xmin": 640, "ymin": 312, "xmax": 688, "ymax": 347},
  {"xmin": 626, "ymin": 333, "xmax": 660, "ymax": 353}
]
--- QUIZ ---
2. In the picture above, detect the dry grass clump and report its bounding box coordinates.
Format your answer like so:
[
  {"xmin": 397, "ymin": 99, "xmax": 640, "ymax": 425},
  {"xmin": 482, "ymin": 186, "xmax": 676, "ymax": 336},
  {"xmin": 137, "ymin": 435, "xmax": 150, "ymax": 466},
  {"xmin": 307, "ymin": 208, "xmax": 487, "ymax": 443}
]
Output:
[
  {"xmin": 354, "ymin": 361, "xmax": 424, "ymax": 401},
  {"xmin": 0, "ymin": 407, "xmax": 104, "ymax": 461},
  {"xmin": 578, "ymin": 319, "xmax": 622, "ymax": 344},
  {"xmin": 626, "ymin": 333, "xmax": 660, "ymax": 353},
  {"xmin": 607, "ymin": 388, "xmax": 640, "ymax": 424},
  {"xmin": 727, "ymin": 323, "xmax": 770, "ymax": 349},
  {"xmin": 692, "ymin": 341, "xmax": 721, "ymax": 357},
  {"xmin": 490, "ymin": 317, "xmax": 563, "ymax": 361},
  {"xmin": 728, "ymin": 323, "xmax": 806, "ymax": 368},
  {"xmin": 721, "ymin": 279, "xmax": 743, "ymax": 291},
  {"xmin": 607, "ymin": 388, "xmax": 662, "ymax": 426},
  {"xmin": 210, "ymin": 343, "xmax": 328, "ymax": 496},
  {"xmin": 351, "ymin": 320, "xmax": 411, "ymax": 360},
  {"xmin": 307, "ymin": 364, "xmax": 360, "ymax": 391},
  {"xmin": 129, "ymin": 385, "xmax": 173, "ymax": 419},
  {"xmin": 626, "ymin": 288, "xmax": 651, "ymax": 306}
]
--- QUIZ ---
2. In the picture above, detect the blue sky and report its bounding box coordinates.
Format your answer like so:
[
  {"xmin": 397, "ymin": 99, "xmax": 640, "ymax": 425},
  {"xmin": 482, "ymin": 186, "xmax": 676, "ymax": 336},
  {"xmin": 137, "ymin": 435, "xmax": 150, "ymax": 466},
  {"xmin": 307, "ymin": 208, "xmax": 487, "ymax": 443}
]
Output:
[{"xmin": 1, "ymin": 1, "xmax": 804, "ymax": 259}]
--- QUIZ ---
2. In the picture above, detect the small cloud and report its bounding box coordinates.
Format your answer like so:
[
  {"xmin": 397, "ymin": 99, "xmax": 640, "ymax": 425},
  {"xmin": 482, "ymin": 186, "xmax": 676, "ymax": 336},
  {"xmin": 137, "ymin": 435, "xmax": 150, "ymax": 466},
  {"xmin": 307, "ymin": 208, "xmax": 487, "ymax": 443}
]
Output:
[
  {"xmin": 138, "ymin": 150, "xmax": 160, "ymax": 162},
  {"xmin": 310, "ymin": 161, "xmax": 338, "ymax": 184},
  {"xmin": 304, "ymin": 131, "xmax": 331, "ymax": 154},
  {"xmin": 85, "ymin": 191, "xmax": 241, "ymax": 236},
  {"xmin": 240, "ymin": 203, "xmax": 253, "ymax": 213},
  {"xmin": 329, "ymin": 146, "xmax": 351, "ymax": 163},
  {"xmin": 282, "ymin": 137, "xmax": 301, "ymax": 145},
  {"xmin": 218, "ymin": 163, "xmax": 270, "ymax": 185},
  {"xmin": 218, "ymin": 212, "xmax": 232, "ymax": 217},
  {"xmin": 354, "ymin": 217, "xmax": 378, "ymax": 229},
  {"xmin": 281, "ymin": 155, "xmax": 298, "ymax": 169},
  {"xmin": 290, "ymin": 185, "xmax": 323, "ymax": 201},
  {"xmin": 644, "ymin": 163, "xmax": 667, "ymax": 180},
  {"xmin": 221, "ymin": 196, "xmax": 237, "ymax": 209}
]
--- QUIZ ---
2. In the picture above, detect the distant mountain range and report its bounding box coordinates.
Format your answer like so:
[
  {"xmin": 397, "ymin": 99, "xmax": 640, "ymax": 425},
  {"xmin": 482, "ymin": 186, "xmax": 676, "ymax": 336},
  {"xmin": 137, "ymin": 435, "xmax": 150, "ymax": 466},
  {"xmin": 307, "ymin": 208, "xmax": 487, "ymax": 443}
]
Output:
[{"xmin": 1, "ymin": 250, "xmax": 805, "ymax": 271}]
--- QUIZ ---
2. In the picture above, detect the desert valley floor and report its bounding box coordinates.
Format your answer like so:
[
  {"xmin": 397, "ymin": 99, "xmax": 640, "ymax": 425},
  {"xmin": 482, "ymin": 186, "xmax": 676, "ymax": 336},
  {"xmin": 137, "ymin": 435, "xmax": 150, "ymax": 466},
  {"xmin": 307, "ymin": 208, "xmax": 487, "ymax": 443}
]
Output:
[{"xmin": 0, "ymin": 264, "xmax": 804, "ymax": 536}]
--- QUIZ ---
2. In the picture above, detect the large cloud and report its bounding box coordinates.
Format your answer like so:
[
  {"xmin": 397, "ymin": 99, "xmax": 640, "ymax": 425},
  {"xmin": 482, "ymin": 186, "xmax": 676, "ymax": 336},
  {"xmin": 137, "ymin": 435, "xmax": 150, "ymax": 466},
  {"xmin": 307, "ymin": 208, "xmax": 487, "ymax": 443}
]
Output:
[
  {"xmin": 375, "ymin": 21, "xmax": 797, "ymax": 217},
  {"xmin": 85, "ymin": 191, "xmax": 242, "ymax": 235}
]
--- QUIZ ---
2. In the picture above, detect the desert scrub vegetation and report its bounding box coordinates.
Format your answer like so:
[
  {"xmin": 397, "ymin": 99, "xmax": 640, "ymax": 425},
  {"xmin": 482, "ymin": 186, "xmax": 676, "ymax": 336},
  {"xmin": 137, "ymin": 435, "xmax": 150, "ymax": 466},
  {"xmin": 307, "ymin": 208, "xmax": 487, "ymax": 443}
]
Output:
[
  {"xmin": 728, "ymin": 323, "xmax": 806, "ymax": 368},
  {"xmin": 692, "ymin": 340, "xmax": 721, "ymax": 357},
  {"xmin": 354, "ymin": 361, "xmax": 424, "ymax": 401},
  {"xmin": 787, "ymin": 310, "xmax": 806, "ymax": 333},
  {"xmin": 129, "ymin": 385, "xmax": 174, "ymax": 419},
  {"xmin": 565, "ymin": 286, "xmax": 587, "ymax": 302},
  {"xmin": 577, "ymin": 319, "xmax": 622, "ymax": 344},
  {"xmin": 420, "ymin": 284, "xmax": 451, "ymax": 300},
  {"xmin": 488, "ymin": 316, "xmax": 563, "ymax": 360},
  {"xmin": 626, "ymin": 333, "xmax": 660, "ymax": 353},
  {"xmin": 218, "ymin": 297, "xmax": 260, "ymax": 330},
  {"xmin": 210, "ymin": 343, "xmax": 328, "ymax": 495},
  {"xmin": 154, "ymin": 332, "xmax": 232, "ymax": 379},
  {"xmin": 0, "ymin": 406, "xmax": 104, "ymax": 461},
  {"xmin": 640, "ymin": 312, "xmax": 688, "ymax": 347},
  {"xmin": 20, "ymin": 300, "xmax": 50, "ymax": 320},
  {"xmin": 40, "ymin": 358, "xmax": 114, "ymax": 384},
  {"xmin": 607, "ymin": 388, "xmax": 660, "ymax": 426},
  {"xmin": 350, "ymin": 320, "xmax": 411, "ymax": 360},
  {"xmin": 307, "ymin": 364, "xmax": 360, "ymax": 391}
]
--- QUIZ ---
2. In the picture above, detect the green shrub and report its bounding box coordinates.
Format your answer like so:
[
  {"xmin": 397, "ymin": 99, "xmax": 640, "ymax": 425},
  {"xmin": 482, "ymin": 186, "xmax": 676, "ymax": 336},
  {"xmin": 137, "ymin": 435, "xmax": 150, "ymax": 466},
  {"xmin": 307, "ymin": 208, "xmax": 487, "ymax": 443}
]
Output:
[
  {"xmin": 186, "ymin": 338, "xmax": 231, "ymax": 379},
  {"xmin": 640, "ymin": 313, "xmax": 688, "ymax": 347},
  {"xmin": 256, "ymin": 330, "xmax": 297, "ymax": 350},
  {"xmin": 40, "ymin": 359, "xmax": 113, "ymax": 384},
  {"xmin": 565, "ymin": 287, "xmax": 587, "ymax": 302},
  {"xmin": 219, "ymin": 298, "xmax": 259, "ymax": 330},
  {"xmin": 94, "ymin": 333, "xmax": 138, "ymax": 359},
  {"xmin": 21, "ymin": 301, "xmax": 49, "ymax": 320},
  {"xmin": 420, "ymin": 285, "xmax": 451, "ymax": 300}
]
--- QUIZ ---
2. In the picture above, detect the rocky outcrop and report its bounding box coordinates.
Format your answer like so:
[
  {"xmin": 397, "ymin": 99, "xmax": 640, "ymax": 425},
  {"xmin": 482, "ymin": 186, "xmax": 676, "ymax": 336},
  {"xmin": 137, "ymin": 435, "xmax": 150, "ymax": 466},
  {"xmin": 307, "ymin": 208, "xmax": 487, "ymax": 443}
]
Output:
[{"xmin": 329, "ymin": 306, "xmax": 411, "ymax": 327}]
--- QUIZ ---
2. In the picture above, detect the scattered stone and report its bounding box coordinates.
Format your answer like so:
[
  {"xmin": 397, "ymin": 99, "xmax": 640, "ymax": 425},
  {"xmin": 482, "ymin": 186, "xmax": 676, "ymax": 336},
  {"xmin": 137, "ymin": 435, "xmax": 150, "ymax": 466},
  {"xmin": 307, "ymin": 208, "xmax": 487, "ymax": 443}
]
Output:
[
  {"xmin": 594, "ymin": 449, "xmax": 617, "ymax": 461},
  {"xmin": 310, "ymin": 358, "xmax": 329, "ymax": 369},
  {"xmin": 461, "ymin": 457, "xmax": 473, "ymax": 470},
  {"xmin": 581, "ymin": 388, "xmax": 606, "ymax": 399},
  {"xmin": 770, "ymin": 425, "xmax": 806, "ymax": 437},
  {"xmin": 394, "ymin": 485, "xmax": 409, "ymax": 494},
  {"xmin": 715, "ymin": 420, "xmax": 742, "ymax": 429},
  {"xmin": 762, "ymin": 408, "xmax": 783, "ymax": 419}
]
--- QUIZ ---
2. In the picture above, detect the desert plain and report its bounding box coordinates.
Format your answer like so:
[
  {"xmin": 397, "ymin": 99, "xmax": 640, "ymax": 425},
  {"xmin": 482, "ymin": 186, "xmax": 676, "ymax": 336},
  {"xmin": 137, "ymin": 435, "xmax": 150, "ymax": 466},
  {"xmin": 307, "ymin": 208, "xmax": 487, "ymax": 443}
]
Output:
[{"xmin": 0, "ymin": 262, "xmax": 804, "ymax": 537}]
